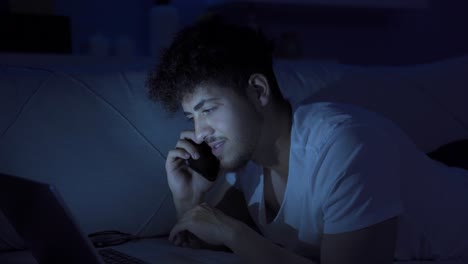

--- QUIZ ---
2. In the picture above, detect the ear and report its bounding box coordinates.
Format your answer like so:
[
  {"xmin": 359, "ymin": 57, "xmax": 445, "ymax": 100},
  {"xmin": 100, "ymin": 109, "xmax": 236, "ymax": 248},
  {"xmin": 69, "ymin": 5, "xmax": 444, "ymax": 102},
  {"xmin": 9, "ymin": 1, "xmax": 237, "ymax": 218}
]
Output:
[{"xmin": 247, "ymin": 73, "xmax": 270, "ymax": 107}]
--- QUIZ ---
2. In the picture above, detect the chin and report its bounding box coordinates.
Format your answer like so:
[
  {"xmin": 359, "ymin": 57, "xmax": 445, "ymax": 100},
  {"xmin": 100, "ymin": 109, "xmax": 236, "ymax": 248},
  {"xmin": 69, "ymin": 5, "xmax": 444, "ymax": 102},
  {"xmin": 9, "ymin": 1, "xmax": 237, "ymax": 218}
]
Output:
[
  {"xmin": 219, "ymin": 152, "xmax": 251, "ymax": 172},
  {"xmin": 220, "ymin": 161, "xmax": 247, "ymax": 172}
]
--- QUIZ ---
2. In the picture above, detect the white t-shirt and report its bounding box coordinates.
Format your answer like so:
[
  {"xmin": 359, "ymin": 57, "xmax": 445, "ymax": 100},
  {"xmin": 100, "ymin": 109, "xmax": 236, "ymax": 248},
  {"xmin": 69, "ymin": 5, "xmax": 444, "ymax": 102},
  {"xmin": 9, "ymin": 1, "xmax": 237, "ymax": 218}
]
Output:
[{"xmin": 226, "ymin": 102, "xmax": 468, "ymax": 261}]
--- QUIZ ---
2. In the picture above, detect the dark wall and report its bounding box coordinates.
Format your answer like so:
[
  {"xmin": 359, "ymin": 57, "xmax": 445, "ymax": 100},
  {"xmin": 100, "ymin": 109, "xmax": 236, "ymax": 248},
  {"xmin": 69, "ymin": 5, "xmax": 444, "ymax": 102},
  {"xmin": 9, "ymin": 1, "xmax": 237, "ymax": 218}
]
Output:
[
  {"xmin": 211, "ymin": 0, "xmax": 468, "ymax": 65},
  {"xmin": 53, "ymin": 0, "xmax": 206, "ymax": 56},
  {"xmin": 5, "ymin": 0, "xmax": 468, "ymax": 64}
]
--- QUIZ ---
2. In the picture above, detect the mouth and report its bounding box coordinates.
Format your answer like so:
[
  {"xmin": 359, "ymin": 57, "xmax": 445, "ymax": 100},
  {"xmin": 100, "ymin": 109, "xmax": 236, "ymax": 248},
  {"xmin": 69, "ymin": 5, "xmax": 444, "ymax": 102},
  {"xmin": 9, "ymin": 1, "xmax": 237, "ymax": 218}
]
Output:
[{"xmin": 209, "ymin": 140, "xmax": 225, "ymax": 156}]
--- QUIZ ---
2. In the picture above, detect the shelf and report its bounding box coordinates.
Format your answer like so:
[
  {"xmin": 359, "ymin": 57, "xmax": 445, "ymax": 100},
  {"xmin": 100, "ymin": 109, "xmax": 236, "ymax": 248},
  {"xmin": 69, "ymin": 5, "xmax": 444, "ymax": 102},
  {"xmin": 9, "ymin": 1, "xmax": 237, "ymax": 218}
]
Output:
[
  {"xmin": 207, "ymin": 0, "xmax": 428, "ymax": 9},
  {"xmin": 0, "ymin": 14, "xmax": 72, "ymax": 54},
  {"xmin": 207, "ymin": 0, "xmax": 429, "ymax": 26},
  {"xmin": 0, "ymin": 53, "xmax": 155, "ymax": 72},
  {"xmin": 208, "ymin": 2, "xmax": 407, "ymax": 27}
]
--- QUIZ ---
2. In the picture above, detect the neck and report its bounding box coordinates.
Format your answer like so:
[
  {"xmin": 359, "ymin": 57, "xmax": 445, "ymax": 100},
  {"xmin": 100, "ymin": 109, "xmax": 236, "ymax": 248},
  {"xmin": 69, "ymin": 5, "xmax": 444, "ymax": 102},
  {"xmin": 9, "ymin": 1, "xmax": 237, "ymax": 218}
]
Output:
[{"xmin": 252, "ymin": 101, "xmax": 292, "ymax": 179}]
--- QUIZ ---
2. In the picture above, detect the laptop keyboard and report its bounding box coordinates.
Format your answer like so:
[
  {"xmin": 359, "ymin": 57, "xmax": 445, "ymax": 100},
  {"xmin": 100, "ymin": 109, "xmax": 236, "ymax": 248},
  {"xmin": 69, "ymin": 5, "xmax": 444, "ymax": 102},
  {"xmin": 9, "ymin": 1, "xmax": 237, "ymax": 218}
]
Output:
[{"xmin": 99, "ymin": 248, "xmax": 150, "ymax": 264}]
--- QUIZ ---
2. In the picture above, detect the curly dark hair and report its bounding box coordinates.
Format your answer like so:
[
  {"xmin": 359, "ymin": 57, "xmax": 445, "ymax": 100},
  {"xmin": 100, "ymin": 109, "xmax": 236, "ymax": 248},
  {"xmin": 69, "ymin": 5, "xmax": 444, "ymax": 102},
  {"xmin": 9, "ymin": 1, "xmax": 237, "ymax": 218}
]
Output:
[{"xmin": 146, "ymin": 16, "xmax": 282, "ymax": 113}]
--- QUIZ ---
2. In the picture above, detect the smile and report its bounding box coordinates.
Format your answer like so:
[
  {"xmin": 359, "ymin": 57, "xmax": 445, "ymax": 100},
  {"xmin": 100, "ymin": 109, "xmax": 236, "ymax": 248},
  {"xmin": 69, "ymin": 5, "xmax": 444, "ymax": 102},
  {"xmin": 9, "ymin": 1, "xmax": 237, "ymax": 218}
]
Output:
[{"xmin": 211, "ymin": 141, "xmax": 225, "ymax": 156}]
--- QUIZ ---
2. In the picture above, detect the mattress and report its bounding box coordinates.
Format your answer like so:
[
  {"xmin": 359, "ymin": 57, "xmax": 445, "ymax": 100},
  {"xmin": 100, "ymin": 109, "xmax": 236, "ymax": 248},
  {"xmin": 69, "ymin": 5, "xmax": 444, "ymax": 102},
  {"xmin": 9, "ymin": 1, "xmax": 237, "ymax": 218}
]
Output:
[{"xmin": 0, "ymin": 238, "xmax": 465, "ymax": 264}]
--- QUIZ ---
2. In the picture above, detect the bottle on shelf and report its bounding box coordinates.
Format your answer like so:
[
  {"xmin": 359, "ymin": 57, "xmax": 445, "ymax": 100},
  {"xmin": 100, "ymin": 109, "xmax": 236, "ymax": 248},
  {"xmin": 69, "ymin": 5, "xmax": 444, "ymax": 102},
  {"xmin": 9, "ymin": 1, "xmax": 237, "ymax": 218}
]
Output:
[{"xmin": 149, "ymin": 0, "xmax": 180, "ymax": 58}]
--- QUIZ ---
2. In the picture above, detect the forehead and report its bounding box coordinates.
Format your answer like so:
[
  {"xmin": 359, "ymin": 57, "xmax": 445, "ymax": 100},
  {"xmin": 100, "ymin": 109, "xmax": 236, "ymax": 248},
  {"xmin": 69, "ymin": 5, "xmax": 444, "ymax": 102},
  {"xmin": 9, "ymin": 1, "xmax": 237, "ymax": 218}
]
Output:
[{"xmin": 182, "ymin": 83, "xmax": 232, "ymax": 110}]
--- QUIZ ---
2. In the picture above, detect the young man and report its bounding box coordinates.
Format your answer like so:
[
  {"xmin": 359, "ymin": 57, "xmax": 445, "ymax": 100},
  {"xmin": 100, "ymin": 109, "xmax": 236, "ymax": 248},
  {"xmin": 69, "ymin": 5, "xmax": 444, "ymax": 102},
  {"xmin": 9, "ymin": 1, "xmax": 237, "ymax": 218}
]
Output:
[{"xmin": 147, "ymin": 17, "xmax": 468, "ymax": 264}]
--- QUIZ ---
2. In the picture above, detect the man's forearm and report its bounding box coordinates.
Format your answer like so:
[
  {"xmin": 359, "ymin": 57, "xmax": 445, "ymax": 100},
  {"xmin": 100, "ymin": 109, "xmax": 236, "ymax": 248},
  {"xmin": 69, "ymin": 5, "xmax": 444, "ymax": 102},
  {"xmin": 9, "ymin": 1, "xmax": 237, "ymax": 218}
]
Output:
[
  {"xmin": 173, "ymin": 194, "xmax": 205, "ymax": 219},
  {"xmin": 226, "ymin": 223, "xmax": 318, "ymax": 264}
]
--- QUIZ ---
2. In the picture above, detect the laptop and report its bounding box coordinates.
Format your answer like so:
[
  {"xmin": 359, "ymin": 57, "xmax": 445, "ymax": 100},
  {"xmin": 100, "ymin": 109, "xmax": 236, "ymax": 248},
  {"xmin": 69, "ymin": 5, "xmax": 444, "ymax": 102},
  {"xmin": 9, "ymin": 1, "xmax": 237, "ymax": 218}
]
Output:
[{"xmin": 0, "ymin": 173, "xmax": 150, "ymax": 264}]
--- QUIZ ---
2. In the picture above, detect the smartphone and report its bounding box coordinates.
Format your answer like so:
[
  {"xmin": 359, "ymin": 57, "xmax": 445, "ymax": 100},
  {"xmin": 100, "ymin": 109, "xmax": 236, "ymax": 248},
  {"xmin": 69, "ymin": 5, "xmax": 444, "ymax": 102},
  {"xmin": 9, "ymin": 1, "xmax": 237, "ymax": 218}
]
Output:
[{"xmin": 186, "ymin": 139, "xmax": 220, "ymax": 182}]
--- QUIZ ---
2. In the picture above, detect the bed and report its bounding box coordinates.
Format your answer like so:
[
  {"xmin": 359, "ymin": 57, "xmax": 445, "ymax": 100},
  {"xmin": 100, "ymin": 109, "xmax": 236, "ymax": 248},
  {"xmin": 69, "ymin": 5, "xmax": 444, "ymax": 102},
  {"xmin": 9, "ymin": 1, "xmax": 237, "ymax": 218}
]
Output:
[{"xmin": 0, "ymin": 53, "xmax": 467, "ymax": 263}]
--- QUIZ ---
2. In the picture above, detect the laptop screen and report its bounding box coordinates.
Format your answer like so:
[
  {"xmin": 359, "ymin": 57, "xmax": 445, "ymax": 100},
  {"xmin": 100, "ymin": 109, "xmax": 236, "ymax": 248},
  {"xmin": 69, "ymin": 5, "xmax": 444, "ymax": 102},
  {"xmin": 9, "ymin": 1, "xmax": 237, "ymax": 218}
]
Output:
[{"xmin": 0, "ymin": 173, "xmax": 103, "ymax": 264}]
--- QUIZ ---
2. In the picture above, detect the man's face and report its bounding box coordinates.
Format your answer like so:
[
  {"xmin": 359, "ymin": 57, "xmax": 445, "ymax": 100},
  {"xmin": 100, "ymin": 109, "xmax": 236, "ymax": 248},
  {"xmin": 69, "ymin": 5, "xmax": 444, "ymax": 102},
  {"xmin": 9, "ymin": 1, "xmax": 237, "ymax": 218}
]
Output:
[{"xmin": 182, "ymin": 83, "xmax": 262, "ymax": 171}]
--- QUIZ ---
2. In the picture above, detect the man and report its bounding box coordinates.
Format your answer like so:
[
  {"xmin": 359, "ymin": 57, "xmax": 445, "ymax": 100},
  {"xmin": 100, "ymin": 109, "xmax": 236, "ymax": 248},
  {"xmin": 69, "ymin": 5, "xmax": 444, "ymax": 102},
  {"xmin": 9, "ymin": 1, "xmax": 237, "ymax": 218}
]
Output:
[{"xmin": 146, "ymin": 17, "xmax": 468, "ymax": 264}]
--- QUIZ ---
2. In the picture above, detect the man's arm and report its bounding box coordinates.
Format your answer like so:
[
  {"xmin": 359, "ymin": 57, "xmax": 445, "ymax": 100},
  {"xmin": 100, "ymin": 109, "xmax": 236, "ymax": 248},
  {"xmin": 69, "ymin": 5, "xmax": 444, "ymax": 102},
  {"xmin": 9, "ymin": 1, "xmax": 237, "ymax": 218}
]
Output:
[
  {"xmin": 170, "ymin": 203, "xmax": 398, "ymax": 264},
  {"xmin": 321, "ymin": 217, "xmax": 398, "ymax": 264},
  {"xmin": 227, "ymin": 216, "xmax": 398, "ymax": 264},
  {"xmin": 212, "ymin": 186, "xmax": 257, "ymax": 229},
  {"xmin": 227, "ymin": 221, "xmax": 316, "ymax": 264},
  {"xmin": 178, "ymin": 177, "xmax": 257, "ymax": 249}
]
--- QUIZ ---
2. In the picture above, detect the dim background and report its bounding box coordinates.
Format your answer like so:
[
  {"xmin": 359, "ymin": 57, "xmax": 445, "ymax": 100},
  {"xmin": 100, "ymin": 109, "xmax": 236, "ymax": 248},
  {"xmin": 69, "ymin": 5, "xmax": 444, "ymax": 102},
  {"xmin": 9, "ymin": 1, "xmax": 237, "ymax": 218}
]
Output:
[{"xmin": 1, "ymin": 0, "xmax": 468, "ymax": 65}]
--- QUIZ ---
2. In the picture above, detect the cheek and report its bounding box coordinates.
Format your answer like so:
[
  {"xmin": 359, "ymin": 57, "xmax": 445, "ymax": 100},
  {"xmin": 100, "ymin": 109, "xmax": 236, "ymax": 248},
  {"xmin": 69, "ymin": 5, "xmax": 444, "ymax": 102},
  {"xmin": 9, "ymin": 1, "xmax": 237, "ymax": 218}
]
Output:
[
  {"xmin": 210, "ymin": 102, "xmax": 261, "ymax": 140},
  {"xmin": 227, "ymin": 109, "xmax": 260, "ymax": 140},
  {"xmin": 210, "ymin": 111, "xmax": 238, "ymax": 136}
]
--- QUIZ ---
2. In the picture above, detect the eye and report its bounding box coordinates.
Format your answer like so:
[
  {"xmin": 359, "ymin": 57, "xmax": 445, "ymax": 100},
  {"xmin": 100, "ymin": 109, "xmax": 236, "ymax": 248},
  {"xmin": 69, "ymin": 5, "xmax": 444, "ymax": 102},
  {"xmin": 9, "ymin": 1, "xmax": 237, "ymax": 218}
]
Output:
[
  {"xmin": 185, "ymin": 116, "xmax": 193, "ymax": 123},
  {"xmin": 202, "ymin": 107, "xmax": 217, "ymax": 115}
]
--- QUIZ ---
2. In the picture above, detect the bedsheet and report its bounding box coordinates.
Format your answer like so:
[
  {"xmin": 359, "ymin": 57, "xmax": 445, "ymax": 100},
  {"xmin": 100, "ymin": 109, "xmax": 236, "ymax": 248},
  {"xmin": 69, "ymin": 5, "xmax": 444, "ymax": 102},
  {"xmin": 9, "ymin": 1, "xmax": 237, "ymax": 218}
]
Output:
[
  {"xmin": 0, "ymin": 238, "xmax": 465, "ymax": 264},
  {"xmin": 0, "ymin": 238, "xmax": 241, "ymax": 264}
]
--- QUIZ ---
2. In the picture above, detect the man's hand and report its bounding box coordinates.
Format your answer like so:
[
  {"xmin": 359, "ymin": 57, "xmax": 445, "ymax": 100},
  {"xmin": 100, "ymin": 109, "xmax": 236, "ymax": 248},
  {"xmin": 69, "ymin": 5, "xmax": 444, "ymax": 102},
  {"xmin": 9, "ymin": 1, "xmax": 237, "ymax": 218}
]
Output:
[
  {"xmin": 166, "ymin": 131, "xmax": 216, "ymax": 217},
  {"xmin": 169, "ymin": 205, "xmax": 317, "ymax": 264},
  {"xmin": 169, "ymin": 203, "xmax": 242, "ymax": 247}
]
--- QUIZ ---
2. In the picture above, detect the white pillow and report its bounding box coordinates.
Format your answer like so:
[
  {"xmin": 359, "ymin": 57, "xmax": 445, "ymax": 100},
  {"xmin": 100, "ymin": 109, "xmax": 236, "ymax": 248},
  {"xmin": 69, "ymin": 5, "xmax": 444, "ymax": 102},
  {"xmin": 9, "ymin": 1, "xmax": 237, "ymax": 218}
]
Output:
[
  {"xmin": 273, "ymin": 59, "xmax": 352, "ymax": 109},
  {"xmin": 273, "ymin": 57, "xmax": 468, "ymax": 153}
]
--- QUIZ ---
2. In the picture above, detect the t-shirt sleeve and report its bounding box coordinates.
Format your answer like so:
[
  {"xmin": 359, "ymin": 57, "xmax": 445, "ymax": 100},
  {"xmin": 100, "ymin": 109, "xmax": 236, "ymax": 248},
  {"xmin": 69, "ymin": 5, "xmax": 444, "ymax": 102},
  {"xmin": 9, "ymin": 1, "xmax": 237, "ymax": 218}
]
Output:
[{"xmin": 321, "ymin": 125, "xmax": 403, "ymax": 234}]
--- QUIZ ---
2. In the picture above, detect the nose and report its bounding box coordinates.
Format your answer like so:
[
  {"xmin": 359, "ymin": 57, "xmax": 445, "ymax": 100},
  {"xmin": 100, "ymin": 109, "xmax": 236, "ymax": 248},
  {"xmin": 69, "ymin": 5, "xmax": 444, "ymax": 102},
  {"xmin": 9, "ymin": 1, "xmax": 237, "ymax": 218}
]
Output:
[{"xmin": 194, "ymin": 118, "xmax": 214, "ymax": 143}]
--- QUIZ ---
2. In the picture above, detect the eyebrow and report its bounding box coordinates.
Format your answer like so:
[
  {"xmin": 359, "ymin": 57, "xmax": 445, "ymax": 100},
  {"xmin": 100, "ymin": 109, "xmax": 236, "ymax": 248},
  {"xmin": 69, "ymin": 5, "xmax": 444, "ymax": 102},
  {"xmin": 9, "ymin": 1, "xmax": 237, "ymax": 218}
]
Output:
[{"xmin": 183, "ymin": 97, "xmax": 220, "ymax": 116}]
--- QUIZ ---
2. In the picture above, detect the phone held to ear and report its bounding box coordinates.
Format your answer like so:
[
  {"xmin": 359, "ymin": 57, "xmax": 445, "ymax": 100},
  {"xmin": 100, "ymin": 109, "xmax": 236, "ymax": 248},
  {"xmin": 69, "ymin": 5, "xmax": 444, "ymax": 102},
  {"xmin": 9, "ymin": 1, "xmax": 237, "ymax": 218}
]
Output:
[{"xmin": 186, "ymin": 139, "xmax": 220, "ymax": 182}]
